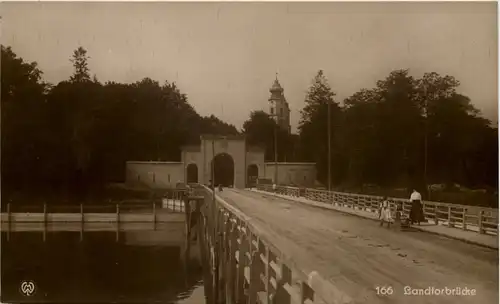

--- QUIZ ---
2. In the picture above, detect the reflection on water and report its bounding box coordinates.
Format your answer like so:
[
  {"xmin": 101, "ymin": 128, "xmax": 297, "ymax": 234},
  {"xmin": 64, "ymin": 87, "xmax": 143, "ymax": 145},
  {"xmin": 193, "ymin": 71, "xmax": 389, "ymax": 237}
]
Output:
[{"xmin": 1, "ymin": 232, "xmax": 205, "ymax": 303}]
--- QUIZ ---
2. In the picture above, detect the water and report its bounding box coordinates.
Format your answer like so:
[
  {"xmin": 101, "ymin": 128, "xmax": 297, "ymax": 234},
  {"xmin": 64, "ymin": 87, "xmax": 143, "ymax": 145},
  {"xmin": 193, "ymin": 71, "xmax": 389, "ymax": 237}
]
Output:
[{"xmin": 1, "ymin": 231, "xmax": 206, "ymax": 303}]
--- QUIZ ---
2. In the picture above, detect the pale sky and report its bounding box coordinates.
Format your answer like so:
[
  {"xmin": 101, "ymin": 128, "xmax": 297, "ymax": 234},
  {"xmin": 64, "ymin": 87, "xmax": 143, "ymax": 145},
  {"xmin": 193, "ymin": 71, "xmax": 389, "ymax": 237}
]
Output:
[{"xmin": 1, "ymin": 2, "xmax": 498, "ymax": 132}]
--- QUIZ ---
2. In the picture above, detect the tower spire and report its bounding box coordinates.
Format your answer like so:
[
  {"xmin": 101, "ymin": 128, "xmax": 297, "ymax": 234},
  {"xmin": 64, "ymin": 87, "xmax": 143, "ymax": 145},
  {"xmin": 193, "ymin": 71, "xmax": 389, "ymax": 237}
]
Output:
[{"xmin": 268, "ymin": 73, "xmax": 290, "ymax": 134}]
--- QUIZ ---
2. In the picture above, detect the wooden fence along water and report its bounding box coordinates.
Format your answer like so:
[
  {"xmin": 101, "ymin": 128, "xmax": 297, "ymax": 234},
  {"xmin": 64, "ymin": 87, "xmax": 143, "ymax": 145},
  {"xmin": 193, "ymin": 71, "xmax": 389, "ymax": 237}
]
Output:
[
  {"xmin": 257, "ymin": 184, "xmax": 499, "ymax": 236},
  {"xmin": 191, "ymin": 185, "xmax": 351, "ymax": 304},
  {"xmin": 0, "ymin": 190, "xmax": 189, "ymax": 241}
]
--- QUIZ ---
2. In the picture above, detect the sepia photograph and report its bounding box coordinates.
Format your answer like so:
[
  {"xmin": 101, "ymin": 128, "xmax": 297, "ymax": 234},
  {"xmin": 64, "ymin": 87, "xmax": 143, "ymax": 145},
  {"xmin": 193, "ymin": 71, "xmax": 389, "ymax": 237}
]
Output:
[{"xmin": 0, "ymin": 1, "xmax": 498, "ymax": 304}]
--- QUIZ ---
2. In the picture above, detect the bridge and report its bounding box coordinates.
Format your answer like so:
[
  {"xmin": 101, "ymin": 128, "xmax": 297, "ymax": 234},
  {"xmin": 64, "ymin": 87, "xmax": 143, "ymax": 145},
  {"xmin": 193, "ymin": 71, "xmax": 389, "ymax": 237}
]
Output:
[
  {"xmin": 3, "ymin": 184, "xmax": 498, "ymax": 304},
  {"xmin": 191, "ymin": 184, "xmax": 497, "ymax": 304}
]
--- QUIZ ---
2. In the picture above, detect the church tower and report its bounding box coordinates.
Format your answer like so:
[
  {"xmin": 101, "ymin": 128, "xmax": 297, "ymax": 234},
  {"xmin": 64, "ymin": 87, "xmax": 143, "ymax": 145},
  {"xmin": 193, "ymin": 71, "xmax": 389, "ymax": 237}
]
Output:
[{"xmin": 268, "ymin": 74, "xmax": 291, "ymax": 134}]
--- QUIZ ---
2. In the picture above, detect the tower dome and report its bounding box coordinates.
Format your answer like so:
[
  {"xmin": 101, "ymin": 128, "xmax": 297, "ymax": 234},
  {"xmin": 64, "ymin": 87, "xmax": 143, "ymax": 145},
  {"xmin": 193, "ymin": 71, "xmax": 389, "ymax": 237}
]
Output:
[{"xmin": 270, "ymin": 78, "xmax": 283, "ymax": 93}]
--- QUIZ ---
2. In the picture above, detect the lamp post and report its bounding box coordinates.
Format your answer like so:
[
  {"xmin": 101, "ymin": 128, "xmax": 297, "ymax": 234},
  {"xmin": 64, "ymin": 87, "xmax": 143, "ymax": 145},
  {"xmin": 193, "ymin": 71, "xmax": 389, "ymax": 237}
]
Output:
[
  {"xmin": 274, "ymin": 121, "xmax": 278, "ymax": 185},
  {"xmin": 211, "ymin": 136, "xmax": 215, "ymax": 199},
  {"xmin": 423, "ymin": 84, "xmax": 429, "ymax": 199},
  {"xmin": 327, "ymin": 101, "xmax": 331, "ymax": 192},
  {"xmin": 270, "ymin": 110, "xmax": 279, "ymax": 185}
]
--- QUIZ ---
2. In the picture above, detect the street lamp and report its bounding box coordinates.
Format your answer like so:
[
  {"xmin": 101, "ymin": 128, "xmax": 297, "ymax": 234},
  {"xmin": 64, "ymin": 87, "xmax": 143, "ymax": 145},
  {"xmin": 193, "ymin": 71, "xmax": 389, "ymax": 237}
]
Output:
[
  {"xmin": 269, "ymin": 109, "xmax": 279, "ymax": 185},
  {"xmin": 327, "ymin": 101, "xmax": 331, "ymax": 192},
  {"xmin": 211, "ymin": 135, "xmax": 216, "ymax": 192},
  {"xmin": 423, "ymin": 84, "xmax": 429, "ymax": 199}
]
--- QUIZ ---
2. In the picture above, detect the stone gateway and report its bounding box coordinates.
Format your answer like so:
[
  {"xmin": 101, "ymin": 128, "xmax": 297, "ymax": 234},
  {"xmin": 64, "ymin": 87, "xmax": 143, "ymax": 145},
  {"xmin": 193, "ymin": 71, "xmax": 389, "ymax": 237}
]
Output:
[{"xmin": 126, "ymin": 135, "xmax": 316, "ymax": 189}]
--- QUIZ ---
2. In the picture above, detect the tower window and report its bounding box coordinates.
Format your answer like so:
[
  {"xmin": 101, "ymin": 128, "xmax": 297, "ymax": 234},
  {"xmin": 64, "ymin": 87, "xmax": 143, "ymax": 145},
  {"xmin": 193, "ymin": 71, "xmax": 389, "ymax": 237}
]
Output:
[{"xmin": 270, "ymin": 108, "xmax": 274, "ymax": 115}]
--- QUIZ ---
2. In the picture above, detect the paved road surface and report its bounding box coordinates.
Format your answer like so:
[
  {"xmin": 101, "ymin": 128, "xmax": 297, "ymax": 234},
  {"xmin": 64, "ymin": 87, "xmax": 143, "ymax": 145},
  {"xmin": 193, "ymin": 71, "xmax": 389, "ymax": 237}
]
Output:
[{"xmin": 218, "ymin": 188, "xmax": 498, "ymax": 304}]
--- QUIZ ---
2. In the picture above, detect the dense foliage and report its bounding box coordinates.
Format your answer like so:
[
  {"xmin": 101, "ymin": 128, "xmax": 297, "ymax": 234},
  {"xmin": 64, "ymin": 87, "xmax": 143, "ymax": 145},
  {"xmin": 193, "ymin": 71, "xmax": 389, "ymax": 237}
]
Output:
[
  {"xmin": 242, "ymin": 110, "xmax": 297, "ymax": 162},
  {"xmin": 1, "ymin": 46, "xmax": 238, "ymax": 201},
  {"xmin": 3, "ymin": 45, "xmax": 497, "ymax": 205},
  {"xmin": 298, "ymin": 70, "xmax": 498, "ymax": 197}
]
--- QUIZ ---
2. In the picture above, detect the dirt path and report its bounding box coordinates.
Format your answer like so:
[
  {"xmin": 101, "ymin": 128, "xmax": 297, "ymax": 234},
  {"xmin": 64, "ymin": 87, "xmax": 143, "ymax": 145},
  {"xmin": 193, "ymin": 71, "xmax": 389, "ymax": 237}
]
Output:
[{"xmin": 218, "ymin": 188, "xmax": 498, "ymax": 304}]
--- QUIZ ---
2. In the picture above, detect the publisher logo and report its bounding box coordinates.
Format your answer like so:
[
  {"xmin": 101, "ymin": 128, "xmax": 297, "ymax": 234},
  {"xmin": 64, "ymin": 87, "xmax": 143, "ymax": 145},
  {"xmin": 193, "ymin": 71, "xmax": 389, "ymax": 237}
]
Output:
[{"xmin": 20, "ymin": 280, "xmax": 36, "ymax": 296}]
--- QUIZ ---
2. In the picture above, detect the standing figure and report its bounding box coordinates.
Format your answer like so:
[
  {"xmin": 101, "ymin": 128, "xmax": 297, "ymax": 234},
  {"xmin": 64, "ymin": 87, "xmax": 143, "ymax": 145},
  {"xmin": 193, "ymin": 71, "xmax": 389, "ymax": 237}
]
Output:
[
  {"xmin": 379, "ymin": 197, "xmax": 392, "ymax": 228},
  {"xmin": 409, "ymin": 189, "xmax": 425, "ymax": 225}
]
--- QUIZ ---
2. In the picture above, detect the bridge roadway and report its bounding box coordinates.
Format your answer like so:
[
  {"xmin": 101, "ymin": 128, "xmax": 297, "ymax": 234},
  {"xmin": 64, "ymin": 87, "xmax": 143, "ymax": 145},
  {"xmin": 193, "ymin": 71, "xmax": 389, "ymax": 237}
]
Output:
[{"xmin": 217, "ymin": 188, "xmax": 498, "ymax": 304}]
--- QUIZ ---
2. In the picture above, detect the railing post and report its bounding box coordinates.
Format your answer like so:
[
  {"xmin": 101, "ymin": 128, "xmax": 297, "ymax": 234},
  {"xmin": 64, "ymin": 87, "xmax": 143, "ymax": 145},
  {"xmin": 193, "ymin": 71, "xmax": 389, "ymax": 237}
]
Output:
[
  {"xmin": 263, "ymin": 245, "xmax": 271, "ymax": 304},
  {"xmin": 448, "ymin": 206, "xmax": 453, "ymax": 228},
  {"xmin": 116, "ymin": 203, "xmax": 120, "ymax": 235},
  {"xmin": 214, "ymin": 233, "xmax": 220, "ymax": 304},
  {"xmin": 116, "ymin": 204, "xmax": 120, "ymax": 223},
  {"xmin": 153, "ymin": 202, "xmax": 156, "ymax": 227},
  {"xmin": 197, "ymin": 198, "xmax": 214, "ymax": 304},
  {"xmin": 116, "ymin": 203, "xmax": 120, "ymax": 242},
  {"xmin": 43, "ymin": 203, "xmax": 47, "ymax": 224},
  {"xmin": 275, "ymin": 264, "xmax": 292, "ymax": 304},
  {"xmin": 301, "ymin": 281, "xmax": 314, "ymax": 304},
  {"xmin": 222, "ymin": 216, "xmax": 232, "ymax": 302},
  {"xmin": 80, "ymin": 204, "xmax": 84, "ymax": 242},
  {"xmin": 6, "ymin": 203, "xmax": 11, "ymax": 241},
  {"xmin": 434, "ymin": 205, "xmax": 439, "ymax": 225},
  {"xmin": 462, "ymin": 208, "xmax": 467, "ymax": 231},
  {"xmin": 80, "ymin": 204, "xmax": 84, "ymax": 222},
  {"xmin": 43, "ymin": 203, "xmax": 47, "ymax": 242},
  {"xmin": 236, "ymin": 223, "xmax": 247, "ymax": 304},
  {"xmin": 227, "ymin": 220, "xmax": 237, "ymax": 304},
  {"xmin": 478, "ymin": 210, "xmax": 484, "ymax": 234},
  {"xmin": 248, "ymin": 249, "xmax": 264, "ymax": 304},
  {"xmin": 185, "ymin": 197, "xmax": 191, "ymax": 239}
]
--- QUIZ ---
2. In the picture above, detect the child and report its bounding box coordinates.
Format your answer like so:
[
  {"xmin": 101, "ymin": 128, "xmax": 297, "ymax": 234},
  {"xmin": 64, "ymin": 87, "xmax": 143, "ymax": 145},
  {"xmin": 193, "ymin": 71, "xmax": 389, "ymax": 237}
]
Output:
[{"xmin": 379, "ymin": 197, "xmax": 392, "ymax": 228}]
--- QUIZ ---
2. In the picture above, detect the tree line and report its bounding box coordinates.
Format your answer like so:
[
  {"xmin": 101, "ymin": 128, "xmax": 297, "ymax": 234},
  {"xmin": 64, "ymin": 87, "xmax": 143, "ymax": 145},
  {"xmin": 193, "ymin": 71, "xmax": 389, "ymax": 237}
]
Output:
[
  {"xmin": 2, "ymin": 45, "xmax": 497, "ymax": 205},
  {"xmin": 243, "ymin": 70, "xmax": 497, "ymax": 205},
  {"xmin": 2, "ymin": 46, "xmax": 238, "ymax": 201}
]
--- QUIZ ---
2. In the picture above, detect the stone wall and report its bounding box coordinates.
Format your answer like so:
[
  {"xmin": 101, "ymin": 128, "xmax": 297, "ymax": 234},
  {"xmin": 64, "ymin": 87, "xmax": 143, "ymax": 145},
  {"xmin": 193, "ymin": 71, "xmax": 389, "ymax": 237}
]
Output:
[
  {"xmin": 264, "ymin": 162, "xmax": 317, "ymax": 187},
  {"xmin": 126, "ymin": 161, "xmax": 184, "ymax": 188}
]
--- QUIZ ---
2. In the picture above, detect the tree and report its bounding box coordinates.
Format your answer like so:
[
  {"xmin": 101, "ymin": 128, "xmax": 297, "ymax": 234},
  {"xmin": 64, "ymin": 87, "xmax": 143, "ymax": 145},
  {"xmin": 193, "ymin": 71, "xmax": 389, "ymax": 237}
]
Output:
[
  {"xmin": 1, "ymin": 46, "xmax": 51, "ymax": 196},
  {"xmin": 297, "ymin": 68, "xmax": 497, "ymax": 199},
  {"xmin": 242, "ymin": 111, "xmax": 293, "ymax": 161},
  {"xmin": 299, "ymin": 70, "xmax": 337, "ymax": 125},
  {"xmin": 3, "ymin": 45, "xmax": 496, "ymax": 206},
  {"xmin": 298, "ymin": 70, "xmax": 343, "ymax": 185},
  {"xmin": 1, "ymin": 45, "xmax": 240, "ymax": 204},
  {"xmin": 70, "ymin": 46, "xmax": 91, "ymax": 83},
  {"xmin": 343, "ymin": 89, "xmax": 382, "ymax": 186}
]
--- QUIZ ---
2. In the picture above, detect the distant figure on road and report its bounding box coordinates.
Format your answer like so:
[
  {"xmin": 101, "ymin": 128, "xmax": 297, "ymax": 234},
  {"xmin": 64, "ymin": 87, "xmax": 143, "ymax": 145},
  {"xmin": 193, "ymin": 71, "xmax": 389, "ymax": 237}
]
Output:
[
  {"xmin": 272, "ymin": 183, "xmax": 277, "ymax": 193},
  {"xmin": 409, "ymin": 189, "xmax": 425, "ymax": 225},
  {"xmin": 218, "ymin": 184, "xmax": 223, "ymax": 192},
  {"xmin": 379, "ymin": 197, "xmax": 392, "ymax": 228}
]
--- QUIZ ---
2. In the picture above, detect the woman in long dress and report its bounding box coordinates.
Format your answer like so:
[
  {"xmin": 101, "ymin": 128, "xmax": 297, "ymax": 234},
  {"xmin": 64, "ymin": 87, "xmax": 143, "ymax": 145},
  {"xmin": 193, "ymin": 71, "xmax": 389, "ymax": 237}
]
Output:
[
  {"xmin": 379, "ymin": 197, "xmax": 392, "ymax": 228},
  {"xmin": 409, "ymin": 189, "xmax": 425, "ymax": 225}
]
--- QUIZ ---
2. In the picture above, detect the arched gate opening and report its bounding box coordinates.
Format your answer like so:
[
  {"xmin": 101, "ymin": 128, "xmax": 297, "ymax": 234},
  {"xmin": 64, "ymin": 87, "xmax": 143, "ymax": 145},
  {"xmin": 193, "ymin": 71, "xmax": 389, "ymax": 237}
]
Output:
[{"xmin": 211, "ymin": 153, "xmax": 234, "ymax": 187}]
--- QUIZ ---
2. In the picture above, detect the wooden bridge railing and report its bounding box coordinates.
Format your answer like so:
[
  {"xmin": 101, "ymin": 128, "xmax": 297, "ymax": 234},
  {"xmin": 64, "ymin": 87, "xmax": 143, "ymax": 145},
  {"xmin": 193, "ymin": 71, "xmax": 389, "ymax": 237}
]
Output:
[
  {"xmin": 257, "ymin": 184, "xmax": 498, "ymax": 236},
  {"xmin": 195, "ymin": 184, "xmax": 352, "ymax": 304}
]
